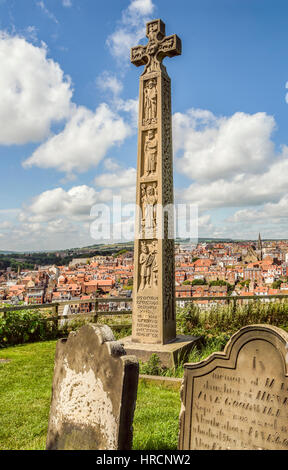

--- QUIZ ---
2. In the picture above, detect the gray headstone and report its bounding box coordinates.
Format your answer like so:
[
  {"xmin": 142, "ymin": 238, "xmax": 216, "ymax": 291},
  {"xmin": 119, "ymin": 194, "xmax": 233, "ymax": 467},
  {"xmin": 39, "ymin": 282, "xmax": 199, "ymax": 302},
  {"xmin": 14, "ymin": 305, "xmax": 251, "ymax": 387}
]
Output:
[
  {"xmin": 179, "ymin": 324, "xmax": 288, "ymax": 450},
  {"xmin": 46, "ymin": 324, "xmax": 139, "ymax": 450}
]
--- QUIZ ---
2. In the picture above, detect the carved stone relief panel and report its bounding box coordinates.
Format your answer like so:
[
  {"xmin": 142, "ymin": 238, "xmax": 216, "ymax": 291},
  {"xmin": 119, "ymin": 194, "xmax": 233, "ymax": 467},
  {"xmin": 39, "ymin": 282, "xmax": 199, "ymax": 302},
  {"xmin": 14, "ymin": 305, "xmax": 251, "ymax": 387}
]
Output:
[
  {"xmin": 141, "ymin": 128, "xmax": 158, "ymax": 178},
  {"xmin": 140, "ymin": 182, "xmax": 158, "ymax": 239},
  {"xmin": 143, "ymin": 78, "xmax": 157, "ymax": 126},
  {"xmin": 138, "ymin": 240, "xmax": 158, "ymax": 291}
]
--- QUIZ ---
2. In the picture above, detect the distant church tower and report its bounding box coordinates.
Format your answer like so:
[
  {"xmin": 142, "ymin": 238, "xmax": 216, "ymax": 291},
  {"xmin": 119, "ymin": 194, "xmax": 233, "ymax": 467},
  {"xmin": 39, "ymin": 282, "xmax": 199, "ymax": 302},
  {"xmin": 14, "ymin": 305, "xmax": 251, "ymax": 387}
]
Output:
[{"xmin": 257, "ymin": 233, "xmax": 263, "ymax": 260}]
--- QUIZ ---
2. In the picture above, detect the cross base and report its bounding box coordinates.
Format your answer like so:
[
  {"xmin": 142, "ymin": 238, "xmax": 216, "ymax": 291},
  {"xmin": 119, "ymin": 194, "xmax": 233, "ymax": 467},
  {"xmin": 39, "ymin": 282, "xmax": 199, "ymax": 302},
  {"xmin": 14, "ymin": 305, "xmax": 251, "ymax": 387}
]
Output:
[{"xmin": 121, "ymin": 335, "xmax": 201, "ymax": 369}]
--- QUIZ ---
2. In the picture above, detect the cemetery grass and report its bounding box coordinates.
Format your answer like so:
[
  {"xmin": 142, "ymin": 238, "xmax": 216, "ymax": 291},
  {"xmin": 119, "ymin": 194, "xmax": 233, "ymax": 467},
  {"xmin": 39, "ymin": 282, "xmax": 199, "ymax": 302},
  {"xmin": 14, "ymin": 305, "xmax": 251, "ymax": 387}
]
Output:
[{"xmin": 0, "ymin": 340, "xmax": 181, "ymax": 450}]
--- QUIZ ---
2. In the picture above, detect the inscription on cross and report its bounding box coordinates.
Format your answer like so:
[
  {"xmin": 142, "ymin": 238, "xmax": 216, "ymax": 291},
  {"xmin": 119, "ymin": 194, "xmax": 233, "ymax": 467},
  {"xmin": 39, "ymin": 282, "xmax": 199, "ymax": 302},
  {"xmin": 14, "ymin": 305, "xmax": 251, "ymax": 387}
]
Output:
[{"xmin": 131, "ymin": 19, "xmax": 181, "ymax": 75}]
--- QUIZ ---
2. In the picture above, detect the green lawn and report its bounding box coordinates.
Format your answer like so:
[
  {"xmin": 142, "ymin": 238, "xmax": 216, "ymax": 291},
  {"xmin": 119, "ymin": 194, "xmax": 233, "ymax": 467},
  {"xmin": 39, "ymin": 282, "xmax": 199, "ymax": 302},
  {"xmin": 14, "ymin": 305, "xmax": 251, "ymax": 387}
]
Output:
[{"xmin": 0, "ymin": 341, "xmax": 180, "ymax": 450}]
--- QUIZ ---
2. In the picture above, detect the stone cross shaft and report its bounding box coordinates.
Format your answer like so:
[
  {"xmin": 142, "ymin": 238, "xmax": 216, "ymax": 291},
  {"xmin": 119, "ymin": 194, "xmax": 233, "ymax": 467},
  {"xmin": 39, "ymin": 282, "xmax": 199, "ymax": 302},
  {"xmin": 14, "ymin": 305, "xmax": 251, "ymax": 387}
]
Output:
[{"xmin": 131, "ymin": 19, "xmax": 181, "ymax": 345}]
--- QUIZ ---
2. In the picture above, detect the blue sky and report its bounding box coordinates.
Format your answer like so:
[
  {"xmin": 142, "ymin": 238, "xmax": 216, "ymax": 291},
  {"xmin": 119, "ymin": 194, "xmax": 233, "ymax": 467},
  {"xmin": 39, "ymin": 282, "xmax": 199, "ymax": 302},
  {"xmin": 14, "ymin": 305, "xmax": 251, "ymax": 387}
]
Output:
[{"xmin": 1, "ymin": 0, "xmax": 288, "ymax": 250}]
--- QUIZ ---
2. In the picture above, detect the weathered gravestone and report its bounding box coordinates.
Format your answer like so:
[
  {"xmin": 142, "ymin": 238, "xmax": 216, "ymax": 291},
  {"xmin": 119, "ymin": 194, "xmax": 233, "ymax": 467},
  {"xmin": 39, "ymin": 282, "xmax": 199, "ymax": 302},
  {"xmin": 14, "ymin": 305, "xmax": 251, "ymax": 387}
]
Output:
[
  {"xmin": 46, "ymin": 324, "xmax": 139, "ymax": 450},
  {"xmin": 179, "ymin": 324, "xmax": 288, "ymax": 450}
]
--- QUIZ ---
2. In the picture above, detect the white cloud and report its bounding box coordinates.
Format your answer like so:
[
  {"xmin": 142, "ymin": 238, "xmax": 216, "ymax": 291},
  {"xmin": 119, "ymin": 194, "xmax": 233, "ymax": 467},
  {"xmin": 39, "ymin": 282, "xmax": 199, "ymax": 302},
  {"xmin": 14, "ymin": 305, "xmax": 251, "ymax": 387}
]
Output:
[
  {"xmin": 37, "ymin": 1, "xmax": 59, "ymax": 24},
  {"xmin": 115, "ymin": 97, "xmax": 139, "ymax": 128},
  {"xmin": 16, "ymin": 186, "xmax": 98, "ymax": 230},
  {"xmin": 0, "ymin": 176, "xmax": 137, "ymax": 250},
  {"xmin": 96, "ymin": 72, "xmax": 138, "ymax": 127},
  {"xmin": 102, "ymin": 158, "xmax": 121, "ymax": 171},
  {"xmin": 0, "ymin": 32, "xmax": 72, "ymax": 145},
  {"xmin": 174, "ymin": 109, "xmax": 276, "ymax": 182},
  {"xmin": 0, "ymin": 220, "xmax": 13, "ymax": 229},
  {"xmin": 23, "ymin": 104, "xmax": 131, "ymax": 174},
  {"xmin": 95, "ymin": 166, "xmax": 136, "ymax": 189},
  {"xmin": 106, "ymin": 0, "xmax": 155, "ymax": 61},
  {"xmin": 24, "ymin": 26, "xmax": 38, "ymax": 43},
  {"xmin": 22, "ymin": 172, "xmax": 136, "ymax": 225},
  {"xmin": 94, "ymin": 160, "xmax": 136, "ymax": 203},
  {"xmin": 229, "ymin": 195, "xmax": 288, "ymax": 224},
  {"xmin": 28, "ymin": 185, "xmax": 99, "ymax": 217},
  {"xmin": 62, "ymin": 0, "xmax": 72, "ymax": 7},
  {"xmin": 128, "ymin": 0, "xmax": 154, "ymax": 15},
  {"xmin": 97, "ymin": 71, "xmax": 123, "ymax": 96},
  {"xmin": 177, "ymin": 141, "xmax": 288, "ymax": 211},
  {"xmin": 173, "ymin": 107, "xmax": 288, "ymax": 213},
  {"xmin": 0, "ymin": 33, "xmax": 134, "ymax": 175},
  {"xmin": 0, "ymin": 218, "xmax": 90, "ymax": 251},
  {"xmin": 172, "ymin": 107, "xmax": 288, "ymax": 239}
]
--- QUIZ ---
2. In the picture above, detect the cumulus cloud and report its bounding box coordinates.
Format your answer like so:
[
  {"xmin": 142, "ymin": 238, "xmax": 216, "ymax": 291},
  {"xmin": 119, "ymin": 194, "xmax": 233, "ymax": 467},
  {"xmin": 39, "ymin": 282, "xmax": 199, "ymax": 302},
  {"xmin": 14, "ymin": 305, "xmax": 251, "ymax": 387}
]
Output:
[
  {"xmin": 96, "ymin": 72, "xmax": 138, "ymax": 127},
  {"xmin": 128, "ymin": 0, "xmax": 154, "ymax": 15},
  {"xmin": 94, "ymin": 160, "xmax": 136, "ymax": 203},
  {"xmin": 173, "ymin": 108, "xmax": 288, "ymax": 211},
  {"xmin": 95, "ymin": 166, "xmax": 136, "ymax": 189},
  {"xmin": 0, "ymin": 32, "xmax": 72, "ymax": 145},
  {"xmin": 115, "ymin": 97, "xmax": 139, "ymax": 128},
  {"xmin": 94, "ymin": 158, "xmax": 137, "ymax": 203},
  {"xmin": 16, "ymin": 186, "xmax": 98, "ymax": 233},
  {"xmin": 106, "ymin": 0, "xmax": 155, "ymax": 61},
  {"xmin": 62, "ymin": 0, "xmax": 72, "ymax": 7},
  {"xmin": 174, "ymin": 108, "xmax": 276, "ymax": 181},
  {"xmin": 0, "ymin": 32, "xmax": 135, "ymax": 175},
  {"xmin": 179, "ymin": 149, "xmax": 288, "ymax": 210},
  {"xmin": 21, "ymin": 171, "xmax": 136, "ymax": 226},
  {"xmin": 172, "ymin": 107, "xmax": 288, "ymax": 239},
  {"xmin": 3, "ymin": 174, "xmax": 137, "ymax": 250},
  {"xmin": 229, "ymin": 195, "xmax": 288, "ymax": 224},
  {"xmin": 0, "ymin": 219, "xmax": 90, "ymax": 251},
  {"xmin": 96, "ymin": 71, "xmax": 123, "ymax": 96},
  {"xmin": 28, "ymin": 185, "xmax": 99, "ymax": 217},
  {"xmin": 23, "ymin": 104, "xmax": 131, "ymax": 174}
]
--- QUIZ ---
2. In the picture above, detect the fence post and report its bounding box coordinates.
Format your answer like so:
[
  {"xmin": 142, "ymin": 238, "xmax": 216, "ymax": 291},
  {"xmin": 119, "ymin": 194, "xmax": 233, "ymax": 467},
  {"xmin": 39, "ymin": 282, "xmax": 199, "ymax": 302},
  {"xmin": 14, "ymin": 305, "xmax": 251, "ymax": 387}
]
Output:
[
  {"xmin": 53, "ymin": 303, "xmax": 59, "ymax": 336},
  {"xmin": 93, "ymin": 300, "xmax": 98, "ymax": 323}
]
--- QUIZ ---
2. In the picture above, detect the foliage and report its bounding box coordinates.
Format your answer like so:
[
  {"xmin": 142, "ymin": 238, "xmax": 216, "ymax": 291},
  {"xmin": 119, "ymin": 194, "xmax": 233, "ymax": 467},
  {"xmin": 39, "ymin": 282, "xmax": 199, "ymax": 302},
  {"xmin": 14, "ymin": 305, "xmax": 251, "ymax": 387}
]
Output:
[
  {"xmin": 0, "ymin": 310, "xmax": 55, "ymax": 347},
  {"xmin": 0, "ymin": 243, "xmax": 134, "ymax": 270},
  {"xmin": 113, "ymin": 249, "xmax": 128, "ymax": 258},
  {"xmin": 191, "ymin": 279, "xmax": 206, "ymax": 286},
  {"xmin": 139, "ymin": 339, "xmax": 227, "ymax": 378},
  {"xmin": 0, "ymin": 309, "xmax": 88, "ymax": 348},
  {"xmin": 176, "ymin": 299, "xmax": 288, "ymax": 344},
  {"xmin": 272, "ymin": 279, "xmax": 282, "ymax": 289},
  {"xmin": 113, "ymin": 326, "xmax": 132, "ymax": 340},
  {"xmin": 209, "ymin": 280, "xmax": 234, "ymax": 293},
  {"xmin": 139, "ymin": 299, "xmax": 288, "ymax": 378},
  {"xmin": 140, "ymin": 354, "xmax": 163, "ymax": 376}
]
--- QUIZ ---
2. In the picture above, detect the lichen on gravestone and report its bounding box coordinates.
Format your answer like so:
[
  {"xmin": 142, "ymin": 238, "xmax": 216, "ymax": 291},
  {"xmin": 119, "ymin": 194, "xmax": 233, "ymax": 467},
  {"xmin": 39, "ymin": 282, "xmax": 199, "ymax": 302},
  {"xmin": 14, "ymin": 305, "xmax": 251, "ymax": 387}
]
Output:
[{"xmin": 46, "ymin": 323, "xmax": 139, "ymax": 450}]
